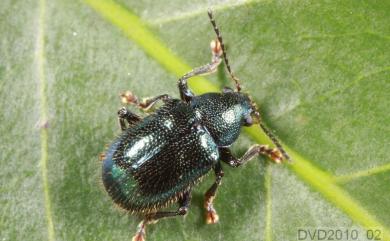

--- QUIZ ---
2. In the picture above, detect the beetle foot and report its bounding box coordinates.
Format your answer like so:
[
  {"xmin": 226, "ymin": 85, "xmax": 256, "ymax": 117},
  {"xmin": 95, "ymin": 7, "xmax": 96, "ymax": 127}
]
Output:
[
  {"xmin": 269, "ymin": 148, "xmax": 283, "ymax": 164},
  {"xmin": 132, "ymin": 221, "xmax": 146, "ymax": 241},
  {"xmin": 205, "ymin": 205, "xmax": 219, "ymax": 224},
  {"xmin": 98, "ymin": 152, "xmax": 106, "ymax": 161},
  {"xmin": 210, "ymin": 39, "xmax": 222, "ymax": 58},
  {"xmin": 120, "ymin": 90, "xmax": 138, "ymax": 105}
]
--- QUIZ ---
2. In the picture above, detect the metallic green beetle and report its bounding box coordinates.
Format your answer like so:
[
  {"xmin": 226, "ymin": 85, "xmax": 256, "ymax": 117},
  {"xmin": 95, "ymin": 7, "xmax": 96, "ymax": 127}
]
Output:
[{"xmin": 102, "ymin": 10, "xmax": 290, "ymax": 241}]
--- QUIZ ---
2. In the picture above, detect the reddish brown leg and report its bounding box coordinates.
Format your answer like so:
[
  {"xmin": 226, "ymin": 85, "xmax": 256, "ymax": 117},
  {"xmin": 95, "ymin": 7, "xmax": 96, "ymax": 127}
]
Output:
[
  {"xmin": 204, "ymin": 162, "xmax": 224, "ymax": 224},
  {"xmin": 120, "ymin": 91, "xmax": 171, "ymax": 112},
  {"xmin": 132, "ymin": 221, "xmax": 146, "ymax": 241},
  {"xmin": 220, "ymin": 145, "xmax": 284, "ymax": 168},
  {"xmin": 178, "ymin": 39, "xmax": 223, "ymax": 102}
]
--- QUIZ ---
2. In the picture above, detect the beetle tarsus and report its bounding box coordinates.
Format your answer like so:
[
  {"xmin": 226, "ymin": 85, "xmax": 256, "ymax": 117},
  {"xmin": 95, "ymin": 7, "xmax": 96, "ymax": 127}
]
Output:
[
  {"xmin": 131, "ymin": 221, "xmax": 146, "ymax": 241},
  {"xmin": 269, "ymin": 148, "xmax": 283, "ymax": 164},
  {"xmin": 138, "ymin": 94, "xmax": 172, "ymax": 111},
  {"xmin": 120, "ymin": 90, "xmax": 138, "ymax": 105},
  {"xmin": 204, "ymin": 162, "xmax": 223, "ymax": 224},
  {"xmin": 205, "ymin": 204, "xmax": 219, "ymax": 224},
  {"xmin": 178, "ymin": 39, "xmax": 223, "ymax": 102},
  {"xmin": 120, "ymin": 91, "xmax": 172, "ymax": 112},
  {"xmin": 220, "ymin": 145, "xmax": 285, "ymax": 168},
  {"xmin": 204, "ymin": 195, "xmax": 220, "ymax": 224},
  {"xmin": 98, "ymin": 153, "xmax": 106, "ymax": 161}
]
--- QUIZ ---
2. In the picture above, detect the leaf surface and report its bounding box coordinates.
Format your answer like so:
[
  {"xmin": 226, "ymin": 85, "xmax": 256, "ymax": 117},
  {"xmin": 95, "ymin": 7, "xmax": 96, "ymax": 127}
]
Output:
[{"xmin": 1, "ymin": 0, "xmax": 389, "ymax": 240}]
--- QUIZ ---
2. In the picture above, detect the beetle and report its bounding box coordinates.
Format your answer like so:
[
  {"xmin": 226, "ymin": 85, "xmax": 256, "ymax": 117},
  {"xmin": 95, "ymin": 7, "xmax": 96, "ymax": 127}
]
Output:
[{"xmin": 101, "ymin": 10, "xmax": 290, "ymax": 241}]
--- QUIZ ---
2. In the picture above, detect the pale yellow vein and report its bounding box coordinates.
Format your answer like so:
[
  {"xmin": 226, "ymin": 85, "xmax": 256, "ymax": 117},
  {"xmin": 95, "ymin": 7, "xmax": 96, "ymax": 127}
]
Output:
[
  {"xmin": 334, "ymin": 163, "xmax": 390, "ymax": 183},
  {"xmin": 36, "ymin": 0, "xmax": 55, "ymax": 240}
]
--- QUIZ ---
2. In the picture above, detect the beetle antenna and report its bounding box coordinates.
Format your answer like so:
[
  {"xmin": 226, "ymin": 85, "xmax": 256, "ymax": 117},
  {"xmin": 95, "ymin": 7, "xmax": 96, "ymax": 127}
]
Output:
[
  {"xmin": 208, "ymin": 9, "xmax": 241, "ymax": 92},
  {"xmin": 259, "ymin": 122, "xmax": 291, "ymax": 162}
]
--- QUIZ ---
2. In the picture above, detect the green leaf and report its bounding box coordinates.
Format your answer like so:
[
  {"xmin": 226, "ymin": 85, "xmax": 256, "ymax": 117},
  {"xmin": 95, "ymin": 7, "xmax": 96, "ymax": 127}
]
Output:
[{"xmin": 1, "ymin": 0, "xmax": 389, "ymax": 241}]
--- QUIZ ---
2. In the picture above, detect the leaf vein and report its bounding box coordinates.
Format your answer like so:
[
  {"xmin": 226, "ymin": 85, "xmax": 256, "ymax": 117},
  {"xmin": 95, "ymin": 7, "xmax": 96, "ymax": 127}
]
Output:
[
  {"xmin": 299, "ymin": 31, "xmax": 390, "ymax": 41},
  {"xmin": 36, "ymin": 0, "xmax": 55, "ymax": 240},
  {"xmin": 334, "ymin": 163, "xmax": 390, "ymax": 183},
  {"xmin": 275, "ymin": 66, "xmax": 390, "ymax": 119}
]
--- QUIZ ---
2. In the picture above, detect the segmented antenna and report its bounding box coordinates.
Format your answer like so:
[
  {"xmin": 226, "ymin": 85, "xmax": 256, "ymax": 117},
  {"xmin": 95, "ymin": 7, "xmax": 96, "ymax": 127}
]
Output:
[
  {"xmin": 207, "ymin": 9, "xmax": 241, "ymax": 92},
  {"xmin": 208, "ymin": 10, "xmax": 290, "ymax": 162},
  {"xmin": 259, "ymin": 122, "xmax": 291, "ymax": 162}
]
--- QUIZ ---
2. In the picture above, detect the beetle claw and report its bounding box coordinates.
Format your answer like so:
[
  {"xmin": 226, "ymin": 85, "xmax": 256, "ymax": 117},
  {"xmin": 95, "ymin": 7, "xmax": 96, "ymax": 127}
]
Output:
[
  {"xmin": 132, "ymin": 233, "xmax": 145, "ymax": 241},
  {"xmin": 210, "ymin": 39, "xmax": 222, "ymax": 58},
  {"xmin": 205, "ymin": 205, "xmax": 219, "ymax": 224},
  {"xmin": 132, "ymin": 222, "xmax": 146, "ymax": 241},
  {"xmin": 269, "ymin": 148, "xmax": 284, "ymax": 164},
  {"xmin": 120, "ymin": 90, "xmax": 138, "ymax": 105},
  {"xmin": 131, "ymin": 233, "xmax": 145, "ymax": 241},
  {"xmin": 98, "ymin": 153, "xmax": 106, "ymax": 161}
]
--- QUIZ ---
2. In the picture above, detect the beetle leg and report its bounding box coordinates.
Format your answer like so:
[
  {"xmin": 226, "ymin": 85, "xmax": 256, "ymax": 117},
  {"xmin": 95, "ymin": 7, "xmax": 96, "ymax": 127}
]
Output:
[
  {"xmin": 120, "ymin": 91, "xmax": 172, "ymax": 112},
  {"xmin": 131, "ymin": 221, "xmax": 146, "ymax": 241},
  {"xmin": 204, "ymin": 161, "xmax": 224, "ymax": 224},
  {"xmin": 220, "ymin": 145, "xmax": 284, "ymax": 167},
  {"xmin": 117, "ymin": 107, "xmax": 142, "ymax": 131},
  {"xmin": 146, "ymin": 191, "xmax": 191, "ymax": 221},
  {"xmin": 131, "ymin": 192, "xmax": 191, "ymax": 241},
  {"xmin": 178, "ymin": 39, "xmax": 223, "ymax": 102}
]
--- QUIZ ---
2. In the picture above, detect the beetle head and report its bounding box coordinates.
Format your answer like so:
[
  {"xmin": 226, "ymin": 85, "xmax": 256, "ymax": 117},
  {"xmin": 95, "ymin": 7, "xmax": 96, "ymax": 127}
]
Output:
[{"xmin": 231, "ymin": 92, "xmax": 262, "ymax": 128}]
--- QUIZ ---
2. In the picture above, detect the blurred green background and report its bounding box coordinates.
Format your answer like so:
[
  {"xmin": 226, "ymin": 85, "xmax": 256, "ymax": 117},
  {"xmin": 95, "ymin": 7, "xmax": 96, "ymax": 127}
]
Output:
[{"xmin": 1, "ymin": 0, "xmax": 389, "ymax": 240}]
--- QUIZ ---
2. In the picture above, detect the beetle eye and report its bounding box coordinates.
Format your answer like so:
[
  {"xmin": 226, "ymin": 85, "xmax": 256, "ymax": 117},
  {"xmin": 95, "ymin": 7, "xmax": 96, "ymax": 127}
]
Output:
[
  {"xmin": 222, "ymin": 86, "xmax": 234, "ymax": 93},
  {"xmin": 243, "ymin": 114, "xmax": 253, "ymax": 126}
]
